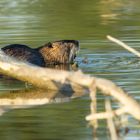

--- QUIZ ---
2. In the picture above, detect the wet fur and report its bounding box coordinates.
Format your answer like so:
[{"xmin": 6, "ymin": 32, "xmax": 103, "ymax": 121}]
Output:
[{"xmin": 1, "ymin": 40, "xmax": 79, "ymax": 67}]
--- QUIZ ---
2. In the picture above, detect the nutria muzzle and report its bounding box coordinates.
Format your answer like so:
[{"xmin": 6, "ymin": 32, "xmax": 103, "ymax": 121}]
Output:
[{"xmin": 1, "ymin": 40, "xmax": 79, "ymax": 67}]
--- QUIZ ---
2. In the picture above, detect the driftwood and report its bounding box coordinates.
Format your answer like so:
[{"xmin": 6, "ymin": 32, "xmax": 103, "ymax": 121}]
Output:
[
  {"xmin": 0, "ymin": 37, "xmax": 140, "ymax": 139},
  {"xmin": 0, "ymin": 50, "xmax": 140, "ymax": 122}
]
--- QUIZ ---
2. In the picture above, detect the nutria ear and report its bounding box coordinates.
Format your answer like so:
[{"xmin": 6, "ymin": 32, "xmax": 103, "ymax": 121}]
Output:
[{"xmin": 45, "ymin": 42, "xmax": 53, "ymax": 48}]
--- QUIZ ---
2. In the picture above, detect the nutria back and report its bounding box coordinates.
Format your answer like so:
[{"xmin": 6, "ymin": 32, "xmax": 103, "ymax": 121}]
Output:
[
  {"xmin": 2, "ymin": 44, "xmax": 45, "ymax": 67},
  {"xmin": 1, "ymin": 40, "xmax": 79, "ymax": 67}
]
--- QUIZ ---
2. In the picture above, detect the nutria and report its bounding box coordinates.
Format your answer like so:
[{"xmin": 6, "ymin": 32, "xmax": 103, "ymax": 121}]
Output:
[{"xmin": 1, "ymin": 40, "xmax": 79, "ymax": 67}]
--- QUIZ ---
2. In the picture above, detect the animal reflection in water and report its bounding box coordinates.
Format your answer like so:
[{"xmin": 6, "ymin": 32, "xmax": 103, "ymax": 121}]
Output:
[
  {"xmin": 2, "ymin": 40, "xmax": 80, "ymax": 70},
  {"xmin": 0, "ymin": 88, "xmax": 84, "ymax": 116}
]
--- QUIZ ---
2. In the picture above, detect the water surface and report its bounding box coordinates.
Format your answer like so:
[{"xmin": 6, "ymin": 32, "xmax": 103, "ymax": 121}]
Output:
[{"xmin": 0, "ymin": 0, "xmax": 140, "ymax": 140}]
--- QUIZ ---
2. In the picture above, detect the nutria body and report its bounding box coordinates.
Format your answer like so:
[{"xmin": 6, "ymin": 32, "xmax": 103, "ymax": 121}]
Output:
[{"xmin": 2, "ymin": 40, "xmax": 79, "ymax": 67}]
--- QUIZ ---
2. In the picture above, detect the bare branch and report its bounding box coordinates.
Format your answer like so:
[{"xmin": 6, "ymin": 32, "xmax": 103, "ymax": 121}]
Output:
[
  {"xmin": 107, "ymin": 35, "xmax": 140, "ymax": 57},
  {"xmin": 105, "ymin": 99, "xmax": 118, "ymax": 140},
  {"xmin": 0, "ymin": 50, "xmax": 140, "ymax": 121}
]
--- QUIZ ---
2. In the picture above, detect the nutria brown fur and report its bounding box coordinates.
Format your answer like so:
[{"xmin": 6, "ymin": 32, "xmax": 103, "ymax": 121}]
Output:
[{"xmin": 1, "ymin": 40, "xmax": 79, "ymax": 67}]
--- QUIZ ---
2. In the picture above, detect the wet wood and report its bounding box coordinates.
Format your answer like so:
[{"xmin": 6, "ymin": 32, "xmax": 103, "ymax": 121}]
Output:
[{"xmin": 0, "ymin": 50, "xmax": 140, "ymax": 121}]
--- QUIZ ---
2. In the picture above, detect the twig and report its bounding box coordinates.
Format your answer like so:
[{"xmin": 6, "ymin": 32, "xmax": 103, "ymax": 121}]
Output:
[
  {"xmin": 89, "ymin": 84, "xmax": 98, "ymax": 136},
  {"xmin": 86, "ymin": 107, "xmax": 125, "ymax": 120},
  {"xmin": 107, "ymin": 35, "xmax": 140, "ymax": 57},
  {"xmin": 105, "ymin": 99, "xmax": 118, "ymax": 140}
]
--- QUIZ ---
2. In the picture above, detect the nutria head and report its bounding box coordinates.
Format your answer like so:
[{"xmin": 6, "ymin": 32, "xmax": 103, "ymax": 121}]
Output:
[{"xmin": 39, "ymin": 40, "xmax": 79, "ymax": 65}]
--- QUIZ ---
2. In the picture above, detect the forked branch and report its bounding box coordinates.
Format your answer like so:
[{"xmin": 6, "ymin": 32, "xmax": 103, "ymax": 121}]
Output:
[{"xmin": 0, "ymin": 50, "xmax": 140, "ymax": 121}]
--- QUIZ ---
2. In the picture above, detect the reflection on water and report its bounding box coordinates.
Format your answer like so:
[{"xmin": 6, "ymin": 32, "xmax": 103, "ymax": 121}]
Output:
[
  {"xmin": 0, "ymin": 0, "xmax": 140, "ymax": 140},
  {"xmin": 99, "ymin": 0, "xmax": 136, "ymax": 25},
  {"xmin": 0, "ymin": 88, "xmax": 82, "ymax": 116}
]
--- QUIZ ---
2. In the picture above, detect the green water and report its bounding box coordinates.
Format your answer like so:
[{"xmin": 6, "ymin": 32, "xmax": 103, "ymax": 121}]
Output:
[{"xmin": 0, "ymin": 0, "xmax": 140, "ymax": 140}]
